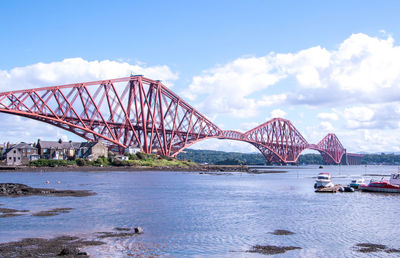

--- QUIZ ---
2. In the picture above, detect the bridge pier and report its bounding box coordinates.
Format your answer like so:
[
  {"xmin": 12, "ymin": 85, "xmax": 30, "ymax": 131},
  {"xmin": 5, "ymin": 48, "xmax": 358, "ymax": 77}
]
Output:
[{"xmin": 341, "ymin": 153, "xmax": 363, "ymax": 165}]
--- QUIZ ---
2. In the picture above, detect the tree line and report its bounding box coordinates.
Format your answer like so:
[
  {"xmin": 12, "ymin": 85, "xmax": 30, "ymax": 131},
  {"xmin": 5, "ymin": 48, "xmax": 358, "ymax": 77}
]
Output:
[{"xmin": 177, "ymin": 149, "xmax": 400, "ymax": 165}]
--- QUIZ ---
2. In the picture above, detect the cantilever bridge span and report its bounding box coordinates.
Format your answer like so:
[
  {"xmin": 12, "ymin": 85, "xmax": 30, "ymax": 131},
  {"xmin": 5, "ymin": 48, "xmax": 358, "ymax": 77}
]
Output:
[{"xmin": 0, "ymin": 76, "xmax": 349, "ymax": 164}]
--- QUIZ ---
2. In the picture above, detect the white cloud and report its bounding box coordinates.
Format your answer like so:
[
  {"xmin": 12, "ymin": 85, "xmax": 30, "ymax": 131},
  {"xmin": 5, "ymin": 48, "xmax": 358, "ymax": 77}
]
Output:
[
  {"xmin": 288, "ymin": 33, "xmax": 400, "ymax": 105},
  {"xmin": 342, "ymin": 104, "xmax": 400, "ymax": 130},
  {"xmin": 240, "ymin": 122, "xmax": 260, "ymax": 131},
  {"xmin": 343, "ymin": 106, "xmax": 374, "ymax": 122},
  {"xmin": 275, "ymin": 46, "xmax": 331, "ymax": 88},
  {"xmin": 269, "ymin": 109, "xmax": 287, "ymax": 119},
  {"xmin": 319, "ymin": 121, "xmax": 334, "ymax": 131},
  {"xmin": 317, "ymin": 112, "xmax": 339, "ymax": 121},
  {"xmin": 182, "ymin": 56, "xmax": 286, "ymax": 118},
  {"xmin": 0, "ymin": 114, "xmax": 75, "ymax": 144},
  {"xmin": 189, "ymin": 138, "xmax": 259, "ymax": 153},
  {"xmin": 257, "ymin": 94, "xmax": 288, "ymax": 107},
  {"xmin": 0, "ymin": 57, "xmax": 178, "ymax": 92},
  {"xmin": 335, "ymin": 128, "xmax": 400, "ymax": 153},
  {"xmin": 186, "ymin": 33, "xmax": 400, "ymax": 120}
]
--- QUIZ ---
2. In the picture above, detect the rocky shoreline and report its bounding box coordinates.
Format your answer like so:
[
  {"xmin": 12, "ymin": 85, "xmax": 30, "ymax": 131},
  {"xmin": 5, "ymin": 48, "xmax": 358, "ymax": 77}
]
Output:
[
  {"xmin": 0, "ymin": 183, "xmax": 95, "ymax": 197},
  {"xmin": 0, "ymin": 164, "xmax": 292, "ymax": 174},
  {"xmin": 0, "ymin": 164, "xmax": 251, "ymax": 173},
  {"xmin": 0, "ymin": 227, "xmax": 143, "ymax": 257}
]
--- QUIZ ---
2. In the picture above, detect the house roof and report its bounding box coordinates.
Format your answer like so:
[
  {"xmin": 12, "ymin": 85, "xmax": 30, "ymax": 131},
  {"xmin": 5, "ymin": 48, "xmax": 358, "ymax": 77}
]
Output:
[
  {"xmin": 4, "ymin": 142, "xmax": 36, "ymax": 155},
  {"xmin": 79, "ymin": 141, "xmax": 99, "ymax": 149},
  {"xmin": 14, "ymin": 143, "xmax": 36, "ymax": 149},
  {"xmin": 38, "ymin": 141, "xmax": 81, "ymax": 150}
]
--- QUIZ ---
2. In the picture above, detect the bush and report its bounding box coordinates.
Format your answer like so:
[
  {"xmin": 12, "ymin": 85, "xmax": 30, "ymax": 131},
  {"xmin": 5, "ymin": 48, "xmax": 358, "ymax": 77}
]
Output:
[
  {"xmin": 136, "ymin": 152, "xmax": 146, "ymax": 160},
  {"xmin": 29, "ymin": 159, "xmax": 76, "ymax": 167},
  {"xmin": 111, "ymin": 159, "xmax": 123, "ymax": 166},
  {"xmin": 127, "ymin": 154, "xmax": 138, "ymax": 160},
  {"xmin": 93, "ymin": 156, "xmax": 109, "ymax": 166},
  {"xmin": 76, "ymin": 158, "xmax": 86, "ymax": 166}
]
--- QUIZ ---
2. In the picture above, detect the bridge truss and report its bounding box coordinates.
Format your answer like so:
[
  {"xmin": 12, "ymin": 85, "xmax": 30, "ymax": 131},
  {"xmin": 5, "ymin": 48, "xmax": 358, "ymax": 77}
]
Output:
[{"xmin": 0, "ymin": 76, "xmax": 347, "ymax": 164}]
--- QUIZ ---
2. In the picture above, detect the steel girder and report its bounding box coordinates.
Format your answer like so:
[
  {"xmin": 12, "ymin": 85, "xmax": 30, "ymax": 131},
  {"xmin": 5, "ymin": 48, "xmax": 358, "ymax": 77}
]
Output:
[
  {"xmin": 0, "ymin": 76, "xmax": 223, "ymax": 156},
  {"xmin": 314, "ymin": 133, "xmax": 346, "ymax": 164},
  {"xmin": 243, "ymin": 118, "xmax": 309, "ymax": 163},
  {"xmin": 0, "ymin": 77, "xmax": 346, "ymax": 164},
  {"xmin": 221, "ymin": 119, "xmax": 345, "ymax": 164}
]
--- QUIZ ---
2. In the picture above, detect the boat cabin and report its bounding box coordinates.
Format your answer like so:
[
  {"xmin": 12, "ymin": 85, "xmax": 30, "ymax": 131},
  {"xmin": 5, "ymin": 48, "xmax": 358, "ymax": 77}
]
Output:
[
  {"xmin": 317, "ymin": 173, "xmax": 331, "ymax": 181},
  {"xmin": 389, "ymin": 173, "xmax": 400, "ymax": 186}
]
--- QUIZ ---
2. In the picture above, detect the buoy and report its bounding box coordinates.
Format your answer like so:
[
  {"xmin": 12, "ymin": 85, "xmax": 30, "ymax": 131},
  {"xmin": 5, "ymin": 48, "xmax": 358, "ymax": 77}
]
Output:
[{"xmin": 45, "ymin": 180, "xmax": 50, "ymax": 184}]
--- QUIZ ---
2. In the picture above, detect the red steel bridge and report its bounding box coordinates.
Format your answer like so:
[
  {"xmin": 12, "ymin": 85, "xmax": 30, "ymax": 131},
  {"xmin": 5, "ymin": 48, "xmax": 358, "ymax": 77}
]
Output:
[{"xmin": 0, "ymin": 76, "xmax": 357, "ymax": 164}]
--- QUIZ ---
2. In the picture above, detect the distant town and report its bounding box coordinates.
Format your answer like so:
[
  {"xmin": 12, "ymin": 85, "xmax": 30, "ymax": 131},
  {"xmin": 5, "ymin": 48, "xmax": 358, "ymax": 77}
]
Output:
[{"xmin": 0, "ymin": 139, "xmax": 140, "ymax": 167}]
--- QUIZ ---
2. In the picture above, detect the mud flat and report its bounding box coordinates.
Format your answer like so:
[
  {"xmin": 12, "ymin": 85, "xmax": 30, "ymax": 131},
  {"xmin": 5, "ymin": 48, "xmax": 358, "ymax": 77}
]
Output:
[
  {"xmin": 0, "ymin": 227, "xmax": 143, "ymax": 257},
  {"xmin": 269, "ymin": 229, "xmax": 295, "ymax": 235},
  {"xmin": 0, "ymin": 207, "xmax": 29, "ymax": 218},
  {"xmin": 32, "ymin": 208, "xmax": 74, "ymax": 217},
  {"xmin": 0, "ymin": 183, "xmax": 95, "ymax": 197},
  {"xmin": 354, "ymin": 243, "xmax": 400, "ymax": 253},
  {"xmin": 248, "ymin": 245, "xmax": 301, "ymax": 255},
  {"xmin": 0, "ymin": 235, "xmax": 104, "ymax": 257}
]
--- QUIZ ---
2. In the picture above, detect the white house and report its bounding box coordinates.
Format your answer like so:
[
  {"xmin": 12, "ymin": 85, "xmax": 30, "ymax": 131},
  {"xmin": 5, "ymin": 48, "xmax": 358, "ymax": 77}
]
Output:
[{"xmin": 125, "ymin": 146, "xmax": 141, "ymax": 155}]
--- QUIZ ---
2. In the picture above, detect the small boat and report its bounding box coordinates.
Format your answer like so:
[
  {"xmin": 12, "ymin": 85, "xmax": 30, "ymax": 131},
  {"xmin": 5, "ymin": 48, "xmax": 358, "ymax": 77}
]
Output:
[
  {"xmin": 339, "ymin": 186, "xmax": 355, "ymax": 192},
  {"xmin": 349, "ymin": 177, "xmax": 365, "ymax": 189},
  {"xmin": 314, "ymin": 172, "xmax": 334, "ymax": 189},
  {"xmin": 359, "ymin": 173, "xmax": 400, "ymax": 193}
]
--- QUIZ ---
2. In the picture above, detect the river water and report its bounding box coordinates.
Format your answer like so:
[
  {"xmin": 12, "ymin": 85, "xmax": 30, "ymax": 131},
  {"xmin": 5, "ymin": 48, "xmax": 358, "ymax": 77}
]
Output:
[{"xmin": 1, "ymin": 165, "xmax": 399, "ymax": 257}]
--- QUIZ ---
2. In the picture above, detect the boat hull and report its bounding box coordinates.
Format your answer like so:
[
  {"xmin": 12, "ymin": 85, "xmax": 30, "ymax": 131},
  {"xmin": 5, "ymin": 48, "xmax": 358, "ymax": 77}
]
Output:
[{"xmin": 359, "ymin": 185, "xmax": 400, "ymax": 193}]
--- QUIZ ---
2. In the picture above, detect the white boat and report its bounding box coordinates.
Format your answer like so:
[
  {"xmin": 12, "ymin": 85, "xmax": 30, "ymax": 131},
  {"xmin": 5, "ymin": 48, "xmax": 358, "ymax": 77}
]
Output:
[
  {"xmin": 314, "ymin": 172, "xmax": 334, "ymax": 189},
  {"xmin": 349, "ymin": 177, "xmax": 365, "ymax": 189},
  {"xmin": 359, "ymin": 173, "xmax": 400, "ymax": 193}
]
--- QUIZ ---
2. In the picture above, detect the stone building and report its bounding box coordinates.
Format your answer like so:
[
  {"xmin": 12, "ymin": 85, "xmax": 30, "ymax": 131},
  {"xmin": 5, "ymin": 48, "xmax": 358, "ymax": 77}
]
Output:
[
  {"xmin": 36, "ymin": 139, "xmax": 81, "ymax": 160},
  {"xmin": 37, "ymin": 139, "xmax": 108, "ymax": 161},
  {"xmin": 77, "ymin": 141, "xmax": 108, "ymax": 160},
  {"xmin": 4, "ymin": 142, "xmax": 39, "ymax": 166}
]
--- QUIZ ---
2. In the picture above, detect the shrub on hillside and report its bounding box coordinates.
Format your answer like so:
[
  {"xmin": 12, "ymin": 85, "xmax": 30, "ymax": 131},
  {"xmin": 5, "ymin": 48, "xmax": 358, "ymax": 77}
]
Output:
[
  {"xmin": 29, "ymin": 159, "xmax": 76, "ymax": 167},
  {"xmin": 93, "ymin": 156, "xmax": 109, "ymax": 166},
  {"xmin": 136, "ymin": 152, "xmax": 146, "ymax": 160}
]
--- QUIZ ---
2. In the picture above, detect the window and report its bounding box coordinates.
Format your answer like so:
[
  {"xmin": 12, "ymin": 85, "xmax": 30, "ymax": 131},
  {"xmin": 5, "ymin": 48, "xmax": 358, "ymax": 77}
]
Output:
[
  {"xmin": 13, "ymin": 150, "xmax": 16, "ymax": 153},
  {"xmin": 18, "ymin": 157, "xmax": 20, "ymax": 160},
  {"xmin": 8, "ymin": 157, "xmax": 11, "ymax": 160}
]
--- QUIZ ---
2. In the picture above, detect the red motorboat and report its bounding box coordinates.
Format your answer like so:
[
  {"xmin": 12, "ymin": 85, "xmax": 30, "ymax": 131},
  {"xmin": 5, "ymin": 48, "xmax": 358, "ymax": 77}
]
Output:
[{"xmin": 359, "ymin": 173, "xmax": 400, "ymax": 193}]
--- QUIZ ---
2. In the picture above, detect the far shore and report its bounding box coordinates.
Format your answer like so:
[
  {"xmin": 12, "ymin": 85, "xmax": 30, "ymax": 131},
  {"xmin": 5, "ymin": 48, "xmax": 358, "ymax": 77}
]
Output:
[
  {"xmin": 0, "ymin": 164, "xmax": 252, "ymax": 173},
  {"xmin": 0, "ymin": 164, "xmax": 292, "ymax": 174}
]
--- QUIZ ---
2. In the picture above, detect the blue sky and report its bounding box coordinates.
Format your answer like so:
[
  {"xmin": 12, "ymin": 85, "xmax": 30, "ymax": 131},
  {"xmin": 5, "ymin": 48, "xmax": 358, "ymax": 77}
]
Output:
[{"xmin": 1, "ymin": 0, "xmax": 400, "ymax": 153}]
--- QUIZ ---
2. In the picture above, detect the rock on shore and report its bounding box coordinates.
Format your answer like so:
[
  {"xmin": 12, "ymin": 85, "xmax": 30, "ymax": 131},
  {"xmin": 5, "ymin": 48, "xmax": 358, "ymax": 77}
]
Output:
[
  {"xmin": 0, "ymin": 183, "xmax": 95, "ymax": 197},
  {"xmin": 0, "ymin": 236, "xmax": 104, "ymax": 257}
]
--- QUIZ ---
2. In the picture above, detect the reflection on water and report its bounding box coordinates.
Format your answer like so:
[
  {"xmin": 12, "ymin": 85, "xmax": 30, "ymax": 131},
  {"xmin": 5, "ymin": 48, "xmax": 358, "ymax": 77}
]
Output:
[{"xmin": 0, "ymin": 165, "xmax": 400, "ymax": 257}]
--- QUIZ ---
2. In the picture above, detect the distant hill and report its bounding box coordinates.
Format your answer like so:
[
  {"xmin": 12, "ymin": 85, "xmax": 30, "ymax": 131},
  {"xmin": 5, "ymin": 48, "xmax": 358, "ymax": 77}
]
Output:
[
  {"xmin": 177, "ymin": 149, "xmax": 266, "ymax": 165},
  {"xmin": 177, "ymin": 149, "xmax": 400, "ymax": 165},
  {"xmin": 177, "ymin": 149, "xmax": 324, "ymax": 165}
]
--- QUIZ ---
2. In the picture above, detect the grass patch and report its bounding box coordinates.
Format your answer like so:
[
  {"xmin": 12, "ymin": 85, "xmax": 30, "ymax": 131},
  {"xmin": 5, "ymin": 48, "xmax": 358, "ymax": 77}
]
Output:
[{"xmin": 29, "ymin": 153, "xmax": 198, "ymax": 169}]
